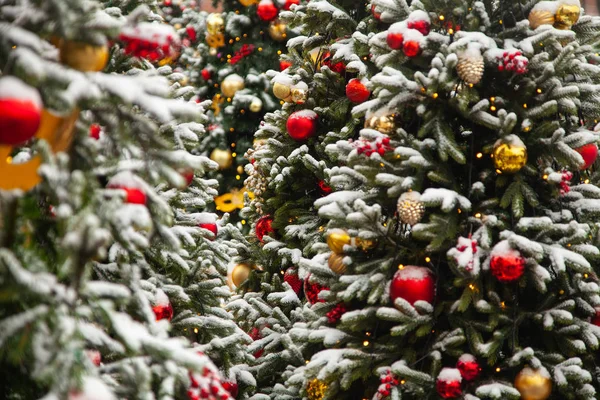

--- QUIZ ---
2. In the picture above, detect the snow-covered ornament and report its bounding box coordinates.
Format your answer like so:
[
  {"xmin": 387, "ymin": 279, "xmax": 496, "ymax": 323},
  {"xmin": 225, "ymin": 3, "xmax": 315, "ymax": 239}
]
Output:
[
  {"xmin": 255, "ymin": 215, "xmax": 274, "ymax": 242},
  {"xmin": 210, "ymin": 148, "xmax": 233, "ymax": 170},
  {"xmin": 371, "ymin": 4, "xmax": 382, "ymax": 21},
  {"xmin": 119, "ymin": 23, "xmax": 180, "ymax": 62},
  {"xmin": 283, "ymin": 0, "xmax": 299, "ymax": 10},
  {"xmin": 386, "ymin": 32, "xmax": 404, "ymax": 49},
  {"xmin": 181, "ymin": 169, "xmax": 194, "ymax": 186},
  {"xmin": 456, "ymin": 354, "xmax": 480, "ymax": 382},
  {"xmin": 528, "ymin": 8, "xmax": 555, "ymax": 29},
  {"xmin": 364, "ymin": 113, "xmax": 395, "ymax": 134},
  {"xmin": 321, "ymin": 52, "xmax": 346, "ymax": 74},
  {"xmin": 328, "ymin": 253, "xmax": 347, "ymax": 274},
  {"xmin": 290, "ymin": 83, "xmax": 308, "ymax": 104},
  {"xmin": 390, "ymin": 265, "xmax": 435, "ymax": 307},
  {"xmin": 268, "ymin": 20, "xmax": 287, "ymax": 41},
  {"xmin": 436, "ymin": 368, "xmax": 462, "ymax": 399},
  {"xmin": 304, "ymin": 275, "xmax": 328, "ymax": 304},
  {"xmin": 286, "ymin": 110, "xmax": 318, "ymax": 141},
  {"xmin": 457, "ymin": 45, "xmax": 484, "ymax": 85},
  {"xmin": 448, "ymin": 236, "xmax": 481, "ymax": 276},
  {"xmin": 257, "ymin": 0, "xmax": 278, "ymax": 21},
  {"xmin": 489, "ymin": 241, "xmax": 526, "ymax": 283},
  {"xmin": 306, "ymin": 378, "xmax": 327, "ymax": 400},
  {"xmin": 221, "ymin": 74, "xmax": 245, "ymax": 98},
  {"xmin": 327, "ymin": 229, "xmax": 375, "ymax": 253},
  {"xmin": 198, "ymin": 215, "xmax": 218, "ymax": 240},
  {"xmin": 346, "ymin": 79, "xmax": 370, "ymax": 103},
  {"xmin": 152, "ymin": 289, "xmax": 174, "ymax": 321},
  {"xmin": 273, "ymin": 81, "xmax": 292, "ymax": 100},
  {"xmin": 318, "ymin": 180, "xmax": 332, "ymax": 195},
  {"xmin": 249, "ymin": 97, "xmax": 263, "ymax": 112},
  {"xmin": 576, "ymin": 143, "xmax": 598, "ymax": 170},
  {"xmin": 403, "ymin": 40, "xmax": 421, "ymax": 57},
  {"xmin": 249, "ymin": 327, "xmax": 264, "ymax": 358},
  {"xmin": 0, "ymin": 76, "xmax": 42, "ymax": 145},
  {"xmin": 201, "ymin": 69, "xmax": 212, "ymax": 81},
  {"xmin": 397, "ymin": 191, "xmax": 425, "ymax": 226},
  {"xmin": 554, "ymin": 3, "xmax": 580, "ymax": 29},
  {"xmin": 188, "ymin": 361, "xmax": 234, "ymax": 400},
  {"xmin": 493, "ymin": 134, "xmax": 527, "ymax": 174},
  {"xmin": 591, "ymin": 309, "xmax": 600, "ymax": 326},
  {"xmin": 326, "ymin": 303, "xmax": 347, "ymax": 324},
  {"xmin": 514, "ymin": 366, "xmax": 552, "ymax": 400},
  {"xmin": 107, "ymin": 172, "xmax": 147, "ymax": 205},
  {"xmin": 283, "ymin": 267, "xmax": 303, "ymax": 294},
  {"xmin": 407, "ymin": 15, "xmax": 431, "ymax": 35},
  {"xmin": 206, "ymin": 13, "xmax": 225, "ymax": 35},
  {"xmin": 221, "ymin": 381, "xmax": 239, "ymax": 398}
]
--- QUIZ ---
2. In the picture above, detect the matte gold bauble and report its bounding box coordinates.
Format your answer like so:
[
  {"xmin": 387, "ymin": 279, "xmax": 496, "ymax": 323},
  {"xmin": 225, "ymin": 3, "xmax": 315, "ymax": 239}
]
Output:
[
  {"xmin": 328, "ymin": 253, "xmax": 347, "ymax": 274},
  {"xmin": 249, "ymin": 97, "xmax": 263, "ymax": 112},
  {"xmin": 268, "ymin": 20, "xmax": 287, "ymax": 41},
  {"xmin": 493, "ymin": 135, "xmax": 527, "ymax": 174},
  {"xmin": 273, "ymin": 81, "xmax": 292, "ymax": 100},
  {"xmin": 239, "ymin": 0, "xmax": 258, "ymax": 5},
  {"xmin": 206, "ymin": 33, "xmax": 225, "ymax": 48},
  {"xmin": 59, "ymin": 40, "xmax": 109, "ymax": 72},
  {"xmin": 221, "ymin": 74, "xmax": 245, "ymax": 98},
  {"xmin": 327, "ymin": 230, "xmax": 351, "ymax": 254},
  {"xmin": 210, "ymin": 148, "xmax": 233, "ymax": 169},
  {"xmin": 514, "ymin": 367, "xmax": 552, "ymax": 400},
  {"xmin": 206, "ymin": 13, "xmax": 225, "ymax": 35},
  {"xmin": 554, "ymin": 4, "xmax": 580, "ymax": 30},
  {"xmin": 365, "ymin": 114, "xmax": 395, "ymax": 134},
  {"xmin": 528, "ymin": 9, "xmax": 555, "ymax": 29},
  {"xmin": 231, "ymin": 263, "xmax": 252, "ymax": 287}
]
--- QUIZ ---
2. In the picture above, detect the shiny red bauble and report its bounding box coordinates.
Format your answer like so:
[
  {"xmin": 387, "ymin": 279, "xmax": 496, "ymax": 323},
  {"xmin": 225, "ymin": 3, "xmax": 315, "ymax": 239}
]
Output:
[
  {"xmin": 456, "ymin": 354, "xmax": 480, "ymax": 382},
  {"xmin": 280, "ymin": 60, "xmax": 292, "ymax": 70},
  {"xmin": 403, "ymin": 40, "xmax": 421, "ymax": 57},
  {"xmin": 181, "ymin": 169, "xmax": 194, "ymax": 186},
  {"xmin": 186, "ymin": 26, "xmax": 197, "ymax": 42},
  {"xmin": 221, "ymin": 381, "xmax": 239, "ymax": 398},
  {"xmin": 0, "ymin": 91, "xmax": 42, "ymax": 145},
  {"xmin": 318, "ymin": 180, "xmax": 332, "ymax": 195},
  {"xmin": 201, "ymin": 69, "xmax": 212, "ymax": 81},
  {"xmin": 286, "ymin": 110, "xmax": 318, "ymax": 141},
  {"xmin": 89, "ymin": 124, "xmax": 101, "ymax": 140},
  {"xmin": 389, "ymin": 265, "xmax": 435, "ymax": 306},
  {"xmin": 152, "ymin": 302, "xmax": 174, "ymax": 321},
  {"xmin": 386, "ymin": 32, "xmax": 404, "ymax": 49},
  {"xmin": 255, "ymin": 215, "xmax": 274, "ymax": 242},
  {"xmin": 346, "ymin": 79, "xmax": 370, "ymax": 103},
  {"xmin": 284, "ymin": 267, "xmax": 303, "ymax": 294},
  {"xmin": 576, "ymin": 143, "xmax": 598, "ymax": 170},
  {"xmin": 407, "ymin": 20, "xmax": 430, "ymax": 35},
  {"xmin": 490, "ymin": 252, "xmax": 525, "ymax": 283},
  {"xmin": 591, "ymin": 309, "xmax": 600, "ymax": 326},
  {"xmin": 436, "ymin": 368, "xmax": 462, "ymax": 399},
  {"xmin": 257, "ymin": 0, "xmax": 278, "ymax": 21},
  {"xmin": 249, "ymin": 327, "xmax": 264, "ymax": 358},
  {"xmin": 322, "ymin": 52, "xmax": 346, "ymax": 74},
  {"xmin": 283, "ymin": 0, "xmax": 299, "ymax": 10},
  {"xmin": 108, "ymin": 184, "xmax": 147, "ymax": 205},
  {"xmin": 199, "ymin": 222, "xmax": 218, "ymax": 239}
]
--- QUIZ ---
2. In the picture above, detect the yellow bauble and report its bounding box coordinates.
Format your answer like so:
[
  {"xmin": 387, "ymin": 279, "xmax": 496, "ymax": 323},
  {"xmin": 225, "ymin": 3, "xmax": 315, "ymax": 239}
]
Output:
[
  {"xmin": 206, "ymin": 13, "xmax": 225, "ymax": 35},
  {"xmin": 327, "ymin": 230, "xmax": 351, "ymax": 254},
  {"xmin": 268, "ymin": 20, "xmax": 287, "ymax": 41},
  {"xmin": 493, "ymin": 135, "xmax": 527, "ymax": 174},
  {"xmin": 514, "ymin": 367, "xmax": 552, "ymax": 400},
  {"xmin": 306, "ymin": 378, "xmax": 327, "ymax": 400},
  {"xmin": 365, "ymin": 114, "xmax": 395, "ymax": 134},
  {"xmin": 528, "ymin": 9, "xmax": 555, "ymax": 29},
  {"xmin": 273, "ymin": 81, "xmax": 292, "ymax": 100},
  {"xmin": 59, "ymin": 40, "xmax": 109, "ymax": 72},
  {"xmin": 231, "ymin": 263, "xmax": 252, "ymax": 287},
  {"xmin": 206, "ymin": 33, "xmax": 225, "ymax": 48},
  {"xmin": 328, "ymin": 253, "xmax": 347, "ymax": 274},
  {"xmin": 210, "ymin": 148, "xmax": 233, "ymax": 169},
  {"xmin": 239, "ymin": 0, "xmax": 258, "ymax": 5},
  {"xmin": 249, "ymin": 97, "xmax": 263, "ymax": 112},
  {"xmin": 554, "ymin": 4, "xmax": 580, "ymax": 29},
  {"xmin": 221, "ymin": 74, "xmax": 245, "ymax": 98}
]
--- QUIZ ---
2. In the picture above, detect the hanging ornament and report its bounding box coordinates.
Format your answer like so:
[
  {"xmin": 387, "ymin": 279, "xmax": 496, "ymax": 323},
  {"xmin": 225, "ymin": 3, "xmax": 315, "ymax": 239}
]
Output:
[
  {"xmin": 457, "ymin": 44, "xmax": 484, "ymax": 85},
  {"xmin": 364, "ymin": 113, "xmax": 395, "ymax": 134},
  {"xmin": 514, "ymin": 366, "xmax": 552, "ymax": 400},
  {"xmin": 576, "ymin": 143, "xmax": 598, "ymax": 170},
  {"xmin": 304, "ymin": 275, "xmax": 328, "ymax": 304},
  {"xmin": 280, "ymin": 60, "xmax": 292, "ymax": 70},
  {"xmin": 326, "ymin": 303, "xmax": 347, "ymax": 324},
  {"xmin": 306, "ymin": 378, "xmax": 327, "ymax": 400},
  {"xmin": 390, "ymin": 265, "xmax": 435, "ymax": 307},
  {"xmin": 221, "ymin": 74, "xmax": 245, "ymax": 98},
  {"xmin": 371, "ymin": 4, "xmax": 382, "ymax": 21},
  {"xmin": 273, "ymin": 81, "xmax": 292, "ymax": 100},
  {"xmin": 592, "ymin": 309, "xmax": 600, "ymax": 326},
  {"xmin": 456, "ymin": 354, "xmax": 481, "ymax": 382},
  {"xmin": 230, "ymin": 263, "xmax": 252, "ymax": 288},
  {"xmin": 448, "ymin": 236, "xmax": 481, "ymax": 276},
  {"xmin": 180, "ymin": 169, "xmax": 194, "ymax": 186},
  {"xmin": 185, "ymin": 26, "xmax": 197, "ymax": 42},
  {"xmin": 201, "ymin": 69, "xmax": 212, "ymax": 81},
  {"xmin": 210, "ymin": 148, "xmax": 233, "ymax": 170},
  {"xmin": 107, "ymin": 172, "xmax": 147, "ymax": 205},
  {"xmin": 249, "ymin": 97, "xmax": 263, "ymax": 112},
  {"xmin": 290, "ymin": 82, "xmax": 308, "ymax": 104},
  {"xmin": 257, "ymin": 0, "xmax": 279, "ymax": 21},
  {"xmin": 397, "ymin": 191, "xmax": 425, "ymax": 226},
  {"xmin": 249, "ymin": 327, "xmax": 264, "ymax": 358},
  {"xmin": 286, "ymin": 110, "xmax": 318, "ymax": 141},
  {"xmin": 221, "ymin": 381, "xmax": 239, "ymax": 398},
  {"xmin": 346, "ymin": 79, "xmax": 370, "ymax": 103},
  {"xmin": 239, "ymin": 0, "xmax": 258, "ymax": 5},
  {"xmin": 255, "ymin": 215, "xmax": 274, "ymax": 242},
  {"xmin": 283, "ymin": 0, "xmax": 299, "ymax": 10},
  {"xmin": 152, "ymin": 289, "xmax": 174, "ymax": 321},
  {"xmin": 58, "ymin": 39, "xmax": 109, "ymax": 72},
  {"xmin": 493, "ymin": 134, "xmax": 528, "ymax": 174},
  {"xmin": 205, "ymin": 33, "xmax": 225, "ymax": 49},
  {"xmin": 407, "ymin": 11, "xmax": 431, "ymax": 35},
  {"xmin": 322, "ymin": 52, "xmax": 346, "ymax": 74},
  {"xmin": 284, "ymin": 267, "xmax": 303, "ymax": 295},
  {"xmin": 327, "ymin": 230, "xmax": 351, "ymax": 253},
  {"xmin": 119, "ymin": 23, "xmax": 181, "ymax": 63},
  {"xmin": 318, "ymin": 180, "xmax": 332, "ymax": 195},
  {"xmin": 489, "ymin": 240, "xmax": 526, "ymax": 283},
  {"xmin": 528, "ymin": 9, "xmax": 555, "ymax": 29},
  {"xmin": 206, "ymin": 13, "xmax": 225, "ymax": 35},
  {"xmin": 0, "ymin": 76, "xmax": 42, "ymax": 146},
  {"xmin": 268, "ymin": 20, "xmax": 287, "ymax": 41},
  {"xmin": 198, "ymin": 218, "xmax": 218, "ymax": 240},
  {"xmin": 328, "ymin": 253, "xmax": 347, "ymax": 274},
  {"xmin": 387, "ymin": 31, "xmax": 404, "ymax": 49},
  {"xmin": 402, "ymin": 30, "xmax": 422, "ymax": 58},
  {"xmin": 89, "ymin": 124, "xmax": 102, "ymax": 140},
  {"xmin": 554, "ymin": 4, "xmax": 580, "ymax": 30},
  {"xmin": 436, "ymin": 368, "xmax": 462, "ymax": 399}
]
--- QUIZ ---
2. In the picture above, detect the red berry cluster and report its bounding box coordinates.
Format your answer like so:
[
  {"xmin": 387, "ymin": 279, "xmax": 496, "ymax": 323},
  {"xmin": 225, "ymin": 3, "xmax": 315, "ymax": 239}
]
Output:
[
  {"xmin": 497, "ymin": 50, "xmax": 528, "ymax": 74},
  {"xmin": 304, "ymin": 278, "xmax": 328, "ymax": 304},
  {"xmin": 559, "ymin": 170, "xmax": 573, "ymax": 195},
  {"xmin": 187, "ymin": 366, "xmax": 233, "ymax": 400},
  {"xmin": 230, "ymin": 44, "xmax": 255, "ymax": 65},
  {"xmin": 119, "ymin": 31, "xmax": 178, "ymax": 61},
  {"xmin": 376, "ymin": 370, "xmax": 400, "ymax": 399},
  {"xmin": 326, "ymin": 303, "xmax": 347, "ymax": 324},
  {"xmin": 354, "ymin": 137, "xmax": 392, "ymax": 156}
]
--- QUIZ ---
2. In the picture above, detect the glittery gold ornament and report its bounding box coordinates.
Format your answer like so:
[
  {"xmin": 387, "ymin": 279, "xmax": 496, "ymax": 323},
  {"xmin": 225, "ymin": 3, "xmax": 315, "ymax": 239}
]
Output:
[
  {"xmin": 365, "ymin": 114, "xmax": 395, "ymax": 134},
  {"xmin": 230, "ymin": 263, "xmax": 252, "ymax": 287},
  {"xmin": 514, "ymin": 367, "xmax": 552, "ymax": 400},
  {"xmin": 268, "ymin": 20, "xmax": 287, "ymax": 41},
  {"xmin": 306, "ymin": 378, "xmax": 327, "ymax": 400},
  {"xmin": 211, "ymin": 93, "xmax": 224, "ymax": 115},
  {"xmin": 397, "ymin": 191, "xmax": 425, "ymax": 226},
  {"xmin": 291, "ymin": 87, "xmax": 308, "ymax": 104},
  {"xmin": 554, "ymin": 4, "xmax": 580, "ymax": 30},
  {"xmin": 457, "ymin": 47, "xmax": 484, "ymax": 85},
  {"xmin": 492, "ymin": 135, "xmax": 527, "ymax": 174},
  {"xmin": 328, "ymin": 253, "xmax": 347, "ymax": 274},
  {"xmin": 221, "ymin": 74, "xmax": 245, "ymax": 98},
  {"xmin": 528, "ymin": 9, "xmax": 555, "ymax": 29},
  {"xmin": 327, "ymin": 230, "xmax": 351, "ymax": 253},
  {"xmin": 206, "ymin": 13, "xmax": 225, "ymax": 35},
  {"xmin": 239, "ymin": 0, "xmax": 258, "ymax": 5},
  {"xmin": 273, "ymin": 81, "xmax": 292, "ymax": 100},
  {"xmin": 210, "ymin": 148, "xmax": 233, "ymax": 169},
  {"xmin": 59, "ymin": 40, "xmax": 109, "ymax": 72},
  {"xmin": 206, "ymin": 33, "xmax": 225, "ymax": 48},
  {"xmin": 249, "ymin": 97, "xmax": 263, "ymax": 112}
]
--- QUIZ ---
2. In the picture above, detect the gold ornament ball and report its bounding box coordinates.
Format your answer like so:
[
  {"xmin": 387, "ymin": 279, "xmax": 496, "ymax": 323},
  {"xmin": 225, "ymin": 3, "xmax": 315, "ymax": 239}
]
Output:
[
  {"xmin": 273, "ymin": 82, "xmax": 292, "ymax": 100},
  {"xmin": 327, "ymin": 230, "xmax": 351, "ymax": 254},
  {"xmin": 221, "ymin": 74, "xmax": 245, "ymax": 98},
  {"xmin": 206, "ymin": 33, "xmax": 225, "ymax": 48},
  {"xmin": 210, "ymin": 148, "xmax": 233, "ymax": 170},
  {"xmin": 397, "ymin": 191, "xmax": 425, "ymax": 226},
  {"xmin": 493, "ymin": 135, "xmax": 527, "ymax": 174},
  {"xmin": 291, "ymin": 87, "xmax": 308, "ymax": 104},
  {"xmin": 306, "ymin": 378, "xmax": 327, "ymax": 400},
  {"xmin": 206, "ymin": 13, "xmax": 225, "ymax": 35},
  {"xmin": 365, "ymin": 114, "xmax": 395, "ymax": 134},
  {"xmin": 231, "ymin": 263, "xmax": 252, "ymax": 287},
  {"xmin": 239, "ymin": 0, "xmax": 258, "ymax": 5},
  {"xmin": 528, "ymin": 9, "xmax": 555, "ymax": 29},
  {"xmin": 554, "ymin": 4, "xmax": 580, "ymax": 30},
  {"xmin": 59, "ymin": 40, "xmax": 109, "ymax": 72},
  {"xmin": 268, "ymin": 20, "xmax": 288, "ymax": 41},
  {"xmin": 328, "ymin": 253, "xmax": 347, "ymax": 274},
  {"xmin": 514, "ymin": 367, "xmax": 552, "ymax": 400},
  {"xmin": 249, "ymin": 97, "xmax": 263, "ymax": 112}
]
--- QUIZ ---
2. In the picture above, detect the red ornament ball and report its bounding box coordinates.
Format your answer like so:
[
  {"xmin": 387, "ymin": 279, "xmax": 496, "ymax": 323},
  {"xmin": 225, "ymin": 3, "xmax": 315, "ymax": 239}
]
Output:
[
  {"xmin": 249, "ymin": 327, "xmax": 264, "ymax": 358},
  {"xmin": 326, "ymin": 303, "xmax": 347, "ymax": 324},
  {"xmin": 436, "ymin": 368, "xmax": 463, "ymax": 399},
  {"xmin": 407, "ymin": 20, "xmax": 430, "ymax": 35},
  {"xmin": 181, "ymin": 169, "xmax": 194, "ymax": 186},
  {"xmin": 456, "ymin": 354, "xmax": 480, "ymax": 382},
  {"xmin": 284, "ymin": 267, "xmax": 303, "ymax": 295},
  {"xmin": 255, "ymin": 215, "xmax": 274, "ymax": 242},
  {"xmin": 489, "ymin": 243, "xmax": 525, "ymax": 283},
  {"xmin": 0, "ymin": 76, "xmax": 42, "ymax": 146},
  {"xmin": 89, "ymin": 124, "xmax": 101, "ymax": 140},
  {"xmin": 403, "ymin": 40, "xmax": 421, "ymax": 57},
  {"xmin": 199, "ymin": 222, "xmax": 218, "ymax": 240},
  {"xmin": 322, "ymin": 52, "xmax": 346, "ymax": 74},
  {"xmin": 201, "ymin": 69, "xmax": 212, "ymax": 81},
  {"xmin": 152, "ymin": 300, "xmax": 174, "ymax": 321},
  {"xmin": 283, "ymin": 0, "xmax": 299, "ymax": 10},
  {"xmin": 280, "ymin": 60, "xmax": 292, "ymax": 71},
  {"xmin": 257, "ymin": 0, "xmax": 278, "ymax": 21},
  {"xmin": 318, "ymin": 180, "xmax": 332, "ymax": 195},
  {"xmin": 186, "ymin": 26, "xmax": 197, "ymax": 42},
  {"xmin": 576, "ymin": 143, "xmax": 598, "ymax": 170},
  {"xmin": 108, "ymin": 184, "xmax": 147, "ymax": 205},
  {"xmin": 304, "ymin": 275, "xmax": 328, "ymax": 304},
  {"xmin": 346, "ymin": 79, "xmax": 370, "ymax": 103},
  {"xmin": 371, "ymin": 4, "xmax": 382, "ymax": 20},
  {"xmin": 390, "ymin": 265, "xmax": 435, "ymax": 306},
  {"xmin": 592, "ymin": 309, "xmax": 600, "ymax": 326},
  {"xmin": 221, "ymin": 381, "xmax": 238, "ymax": 398},
  {"xmin": 286, "ymin": 110, "xmax": 318, "ymax": 141},
  {"xmin": 386, "ymin": 32, "xmax": 404, "ymax": 49}
]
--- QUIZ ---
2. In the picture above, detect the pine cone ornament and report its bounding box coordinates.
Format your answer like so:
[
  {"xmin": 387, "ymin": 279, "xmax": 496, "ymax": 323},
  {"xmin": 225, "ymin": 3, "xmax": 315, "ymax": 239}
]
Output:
[
  {"xmin": 457, "ymin": 47, "xmax": 484, "ymax": 85},
  {"xmin": 397, "ymin": 191, "xmax": 425, "ymax": 226}
]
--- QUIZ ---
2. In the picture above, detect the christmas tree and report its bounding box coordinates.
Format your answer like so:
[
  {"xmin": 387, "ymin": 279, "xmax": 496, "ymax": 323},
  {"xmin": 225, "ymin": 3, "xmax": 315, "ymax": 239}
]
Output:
[
  {"xmin": 266, "ymin": 0, "xmax": 600, "ymax": 399},
  {"xmin": 0, "ymin": 1, "xmax": 247, "ymax": 398}
]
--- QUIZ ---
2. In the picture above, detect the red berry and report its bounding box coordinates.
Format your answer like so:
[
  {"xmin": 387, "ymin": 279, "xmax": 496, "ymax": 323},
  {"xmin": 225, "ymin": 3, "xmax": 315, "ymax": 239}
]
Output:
[
  {"xmin": 345, "ymin": 78, "xmax": 370, "ymax": 103},
  {"xmin": 186, "ymin": 26, "xmax": 197, "ymax": 42},
  {"xmin": 257, "ymin": 0, "xmax": 278, "ymax": 21},
  {"xmin": 89, "ymin": 124, "xmax": 101, "ymax": 140},
  {"xmin": 403, "ymin": 40, "xmax": 421, "ymax": 57},
  {"xmin": 201, "ymin": 69, "xmax": 211, "ymax": 81}
]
